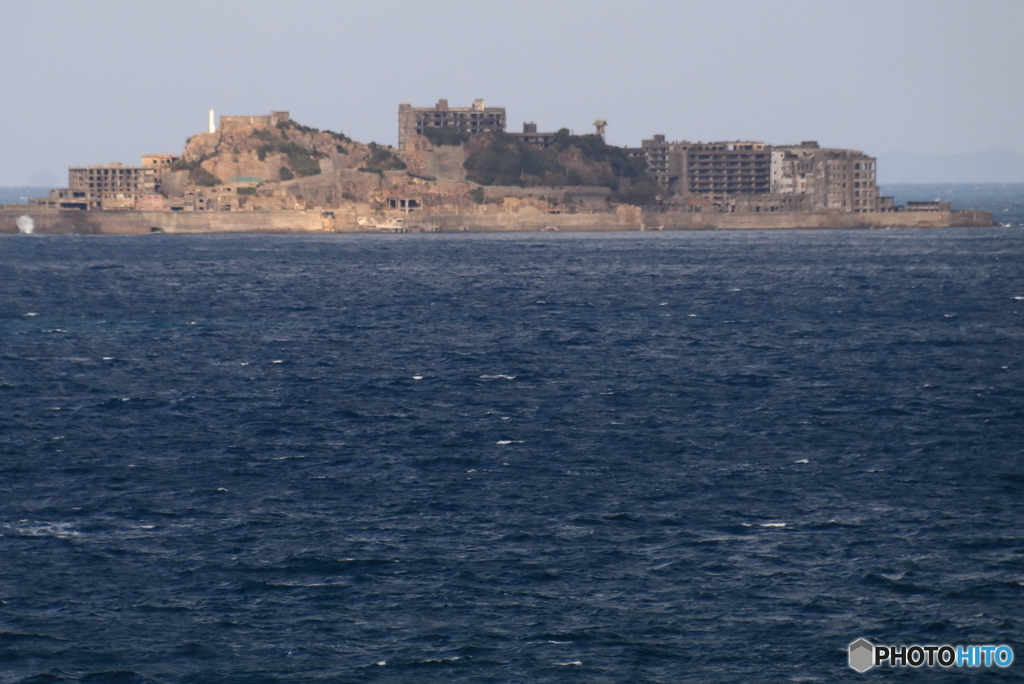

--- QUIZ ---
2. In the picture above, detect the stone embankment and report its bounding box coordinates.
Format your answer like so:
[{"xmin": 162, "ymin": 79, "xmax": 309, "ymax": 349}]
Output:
[{"xmin": 0, "ymin": 206, "xmax": 994, "ymax": 235}]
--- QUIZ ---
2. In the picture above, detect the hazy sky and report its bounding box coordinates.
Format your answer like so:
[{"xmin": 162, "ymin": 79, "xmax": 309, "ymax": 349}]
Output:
[{"xmin": 2, "ymin": 0, "xmax": 1022, "ymax": 186}]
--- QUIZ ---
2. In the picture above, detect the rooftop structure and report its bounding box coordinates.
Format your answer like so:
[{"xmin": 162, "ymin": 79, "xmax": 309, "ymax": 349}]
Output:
[
  {"xmin": 508, "ymin": 122, "xmax": 557, "ymax": 148},
  {"xmin": 218, "ymin": 111, "xmax": 290, "ymax": 131}
]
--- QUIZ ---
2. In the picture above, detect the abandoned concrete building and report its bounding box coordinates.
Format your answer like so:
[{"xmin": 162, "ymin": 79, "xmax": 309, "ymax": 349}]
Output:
[
  {"xmin": 769, "ymin": 142, "xmax": 889, "ymax": 212},
  {"xmin": 640, "ymin": 136, "xmax": 771, "ymax": 195},
  {"xmin": 640, "ymin": 136, "xmax": 893, "ymax": 213},
  {"xmin": 141, "ymin": 153, "xmax": 180, "ymax": 172},
  {"xmin": 37, "ymin": 161, "xmax": 161, "ymax": 210},
  {"xmin": 398, "ymin": 99, "xmax": 506, "ymax": 147},
  {"xmin": 508, "ymin": 122, "xmax": 558, "ymax": 148},
  {"xmin": 218, "ymin": 111, "xmax": 291, "ymax": 131},
  {"xmin": 506, "ymin": 121, "xmax": 608, "ymax": 148}
]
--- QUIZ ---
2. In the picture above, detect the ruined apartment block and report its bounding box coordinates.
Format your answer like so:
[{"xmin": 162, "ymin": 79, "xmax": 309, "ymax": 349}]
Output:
[
  {"xmin": 770, "ymin": 142, "xmax": 887, "ymax": 213},
  {"xmin": 641, "ymin": 136, "xmax": 890, "ymax": 213},
  {"xmin": 640, "ymin": 137, "xmax": 771, "ymax": 196},
  {"xmin": 40, "ymin": 163, "xmax": 159, "ymax": 210},
  {"xmin": 398, "ymin": 99, "xmax": 505, "ymax": 147}
]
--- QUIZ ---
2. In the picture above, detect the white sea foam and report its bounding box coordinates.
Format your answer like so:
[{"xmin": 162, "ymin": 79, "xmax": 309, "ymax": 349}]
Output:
[
  {"xmin": 793, "ymin": 459, "xmax": 809, "ymax": 464},
  {"xmin": 761, "ymin": 522, "xmax": 786, "ymax": 527},
  {"xmin": 554, "ymin": 661, "xmax": 582, "ymax": 666},
  {"xmin": 6, "ymin": 521, "xmax": 81, "ymax": 538},
  {"xmin": 480, "ymin": 374, "xmax": 515, "ymax": 380},
  {"xmin": 496, "ymin": 440, "xmax": 523, "ymax": 445},
  {"xmin": 412, "ymin": 375, "xmax": 423, "ymax": 380},
  {"xmin": 24, "ymin": 312, "xmax": 39, "ymax": 316}
]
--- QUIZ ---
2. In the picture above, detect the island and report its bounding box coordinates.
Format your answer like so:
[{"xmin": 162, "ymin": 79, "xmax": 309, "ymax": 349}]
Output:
[{"xmin": 0, "ymin": 101, "xmax": 993, "ymax": 234}]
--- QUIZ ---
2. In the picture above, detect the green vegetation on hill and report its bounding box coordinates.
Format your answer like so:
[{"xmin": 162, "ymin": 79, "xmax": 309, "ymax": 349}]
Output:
[
  {"xmin": 277, "ymin": 118, "xmax": 351, "ymax": 144},
  {"xmin": 358, "ymin": 143, "xmax": 407, "ymax": 175},
  {"xmin": 422, "ymin": 127, "xmax": 470, "ymax": 147},
  {"xmin": 463, "ymin": 130, "xmax": 660, "ymax": 204},
  {"xmin": 258, "ymin": 141, "xmax": 321, "ymax": 177},
  {"xmin": 170, "ymin": 157, "xmax": 222, "ymax": 186},
  {"xmin": 250, "ymin": 126, "xmax": 328, "ymax": 177},
  {"xmin": 464, "ymin": 132, "xmax": 561, "ymax": 186},
  {"xmin": 191, "ymin": 167, "xmax": 222, "ymax": 187}
]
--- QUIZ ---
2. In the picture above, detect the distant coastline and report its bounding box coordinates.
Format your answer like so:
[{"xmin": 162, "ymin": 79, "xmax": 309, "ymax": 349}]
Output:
[
  {"xmin": 0, "ymin": 187, "xmax": 51, "ymax": 205},
  {"xmin": 879, "ymin": 151, "xmax": 1024, "ymax": 184}
]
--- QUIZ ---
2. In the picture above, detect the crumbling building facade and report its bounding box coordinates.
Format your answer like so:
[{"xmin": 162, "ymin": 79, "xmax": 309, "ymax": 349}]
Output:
[
  {"xmin": 38, "ymin": 162, "xmax": 160, "ymax": 210},
  {"xmin": 398, "ymin": 99, "xmax": 505, "ymax": 148},
  {"xmin": 640, "ymin": 135, "xmax": 891, "ymax": 213},
  {"xmin": 770, "ymin": 142, "xmax": 886, "ymax": 212},
  {"xmin": 218, "ymin": 111, "xmax": 291, "ymax": 131},
  {"xmin": 639, "ymin": 137, "xmax": 771, "ymax": 196}
]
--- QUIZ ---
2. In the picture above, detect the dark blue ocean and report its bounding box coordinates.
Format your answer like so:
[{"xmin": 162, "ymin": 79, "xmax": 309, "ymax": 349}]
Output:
[{"xmin": 1, "ymin": 229, "xmax": 1022, "ymax": 683}]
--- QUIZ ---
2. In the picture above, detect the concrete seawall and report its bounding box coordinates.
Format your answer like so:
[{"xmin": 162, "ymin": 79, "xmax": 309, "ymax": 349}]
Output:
[
  {"xmin": 0, "ymin": 206, "xmax": 994, "ymax": 235},
  {"xmin": 645, "ymin": 209, "xmax": 994, "ymax": 231}
]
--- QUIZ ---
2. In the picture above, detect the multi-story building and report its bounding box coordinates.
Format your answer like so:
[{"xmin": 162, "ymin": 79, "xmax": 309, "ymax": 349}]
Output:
[
  {"xmin": 770, "ymin": 142, "xmax": 887, "ymax": 212},
  {"xmin": 141, "ymin": 153, "xmax": 179, "ymax": 174},
  {"xmin": 508, "ymin": 122, "xmax": 557, "ymax": 148},
  {"xmin": 42, "ymin": 161, "xmax": 160, "ymax": 210},
  {"xmin": 640, "ymin": 136, "xmax": 771, "ymax": 196},
  {"xmin": 398, "ymin": 99, "xmax": 505, "ymax": 147},
  {"xmin": 640, "ymin": 136, "xmax": 891, "ymax": 213}
]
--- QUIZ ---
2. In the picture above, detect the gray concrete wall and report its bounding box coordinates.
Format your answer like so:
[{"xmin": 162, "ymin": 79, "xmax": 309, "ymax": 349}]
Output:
[{"xmin": 0, "ymin": 206, "xmax": 993, "ymax": 235}]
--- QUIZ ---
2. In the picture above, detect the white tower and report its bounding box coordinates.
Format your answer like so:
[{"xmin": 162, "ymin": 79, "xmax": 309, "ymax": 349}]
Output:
[{"xmin": 208, "ymin": 109, "xmax": 216, "ymax": 133}]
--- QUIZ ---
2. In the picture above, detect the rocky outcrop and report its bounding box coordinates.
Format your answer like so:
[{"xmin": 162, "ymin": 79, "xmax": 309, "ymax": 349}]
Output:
[{"xmin": 181, "ymin": 120, "xmax": 373, "ymax": 185}]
